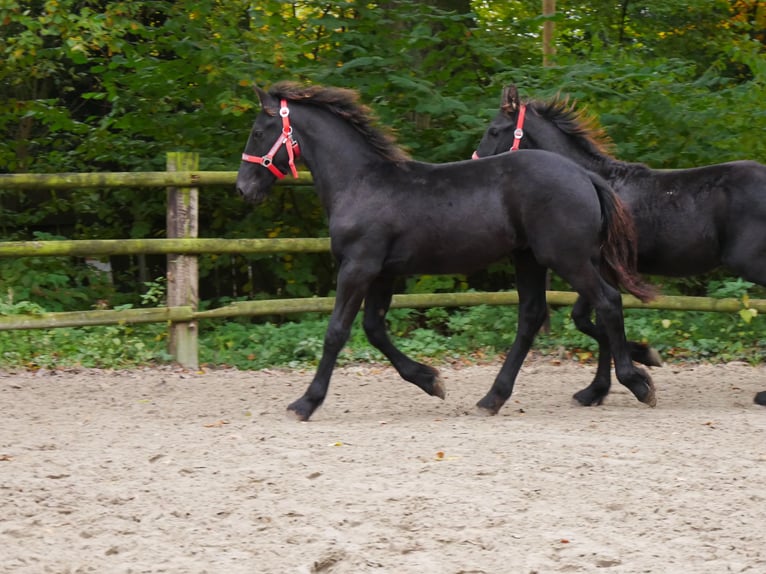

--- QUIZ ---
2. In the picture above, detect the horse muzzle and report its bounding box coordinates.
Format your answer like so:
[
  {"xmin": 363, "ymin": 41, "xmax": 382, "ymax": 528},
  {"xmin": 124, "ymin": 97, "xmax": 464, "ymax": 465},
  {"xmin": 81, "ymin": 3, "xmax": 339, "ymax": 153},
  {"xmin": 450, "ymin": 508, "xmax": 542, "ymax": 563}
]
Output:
[{"xmin": 235, "ymin": 178, "xmax": 269, "ymax": 205}]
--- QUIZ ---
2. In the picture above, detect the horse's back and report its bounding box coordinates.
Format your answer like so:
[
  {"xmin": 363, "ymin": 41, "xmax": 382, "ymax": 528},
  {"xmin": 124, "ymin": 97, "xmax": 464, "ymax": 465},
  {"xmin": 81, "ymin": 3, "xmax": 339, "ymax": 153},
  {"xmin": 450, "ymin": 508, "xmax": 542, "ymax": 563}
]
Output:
[
  {"xmin": 330, "ymin": 151, "xmax": 607, "ymax": 275},
  {"xmin": 624, "ymin": 159, "xmax": 766, "ymax": 276}
]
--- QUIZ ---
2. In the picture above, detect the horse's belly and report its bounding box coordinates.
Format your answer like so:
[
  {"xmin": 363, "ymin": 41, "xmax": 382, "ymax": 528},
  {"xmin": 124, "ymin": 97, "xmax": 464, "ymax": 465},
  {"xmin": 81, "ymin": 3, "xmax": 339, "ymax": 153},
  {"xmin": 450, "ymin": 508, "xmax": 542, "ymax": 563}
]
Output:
[
  {"xmin": 385, "ymin": 237, "xmax": 511, "ymax": 275},
  {"xmin": 638, "ymin": 241, "xmax": 720, "ymax": 276}
]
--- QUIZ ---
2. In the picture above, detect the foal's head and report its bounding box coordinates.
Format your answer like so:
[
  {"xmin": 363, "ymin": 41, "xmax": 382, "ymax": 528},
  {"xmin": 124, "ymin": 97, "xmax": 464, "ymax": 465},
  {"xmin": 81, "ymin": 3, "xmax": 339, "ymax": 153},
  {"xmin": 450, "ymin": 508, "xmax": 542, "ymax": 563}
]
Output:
[
  {"xmin": 236, "ymin": 82, "xmax": 409, "ymax": 204},
  {"xmin": 235, "ymin": 85, "xmax": 302, "ymax": 204},
  {"xmin": 473, "ymin": 85, "xmax": 613, "ymax": 160}
]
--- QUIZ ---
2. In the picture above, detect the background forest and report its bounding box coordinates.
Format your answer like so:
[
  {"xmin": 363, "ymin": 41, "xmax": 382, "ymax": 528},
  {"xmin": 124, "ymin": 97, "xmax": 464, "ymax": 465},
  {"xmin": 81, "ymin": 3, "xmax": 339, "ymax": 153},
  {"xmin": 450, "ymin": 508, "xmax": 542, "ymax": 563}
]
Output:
[{"xmin": 1, "ymin": 1, "xmax": 766, "ymax": 368}]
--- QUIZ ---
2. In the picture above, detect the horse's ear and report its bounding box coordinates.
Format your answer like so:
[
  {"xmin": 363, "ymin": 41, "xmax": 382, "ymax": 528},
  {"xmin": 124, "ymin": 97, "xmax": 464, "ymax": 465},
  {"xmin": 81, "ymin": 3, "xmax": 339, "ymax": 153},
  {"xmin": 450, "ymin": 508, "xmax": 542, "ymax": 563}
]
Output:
[
  {"xmin": 253, "ymin": 85, "xmax": 277, "ymax": 114},
  {"xmin": 501, "ymin": 85, "xmax": 521, "ymax": 112},
  {"xmin": 253, "ymin": 85, "xmax": 269, "ymax": 106}
]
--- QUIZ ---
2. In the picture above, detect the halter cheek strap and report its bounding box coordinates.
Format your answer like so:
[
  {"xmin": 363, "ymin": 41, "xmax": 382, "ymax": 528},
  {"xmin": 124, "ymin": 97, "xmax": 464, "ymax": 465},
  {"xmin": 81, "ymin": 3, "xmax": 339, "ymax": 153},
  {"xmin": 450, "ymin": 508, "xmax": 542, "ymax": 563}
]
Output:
[
  {"xmin": 471, "ymin": 103, "xmax": 526, "ymax": 160},
  {"xmin": 509, "ymin": 104, "xmax": 526, "ymax": 151},
  {"xmin": 241, "ymin": 99, "xmax": 301, "ymax": 179}
]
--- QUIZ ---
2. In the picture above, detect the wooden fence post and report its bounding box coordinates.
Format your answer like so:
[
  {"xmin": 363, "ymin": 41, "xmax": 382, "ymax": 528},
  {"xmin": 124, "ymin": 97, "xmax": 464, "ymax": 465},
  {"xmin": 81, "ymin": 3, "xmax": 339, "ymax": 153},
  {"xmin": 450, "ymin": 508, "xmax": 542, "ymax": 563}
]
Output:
[
  {"xmin": 166, "ymin": 152, "xmax": 199, "ymax": 369},
  {"xmin": 542, "ymin": 0, "xmax": 556, "ymax": 66}
]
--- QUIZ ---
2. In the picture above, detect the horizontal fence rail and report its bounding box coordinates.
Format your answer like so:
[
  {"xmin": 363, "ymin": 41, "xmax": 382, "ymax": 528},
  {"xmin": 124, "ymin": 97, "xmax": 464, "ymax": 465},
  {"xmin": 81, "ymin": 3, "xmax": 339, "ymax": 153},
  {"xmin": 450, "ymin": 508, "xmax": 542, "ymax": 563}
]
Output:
[
  {"xmin": 0, "ymin": 238, "xmax": 331, "ymax": 257},
  {"xmin": 1, "ymin": 291, "xmax": 764, "ymax": 332},
  {"xmin": 2, "ymin": 161, "xmax": 762, "ymax": 368},
  {"xmin": 0, "ymin": 170, "xmax": 313, "ymax": 189}
]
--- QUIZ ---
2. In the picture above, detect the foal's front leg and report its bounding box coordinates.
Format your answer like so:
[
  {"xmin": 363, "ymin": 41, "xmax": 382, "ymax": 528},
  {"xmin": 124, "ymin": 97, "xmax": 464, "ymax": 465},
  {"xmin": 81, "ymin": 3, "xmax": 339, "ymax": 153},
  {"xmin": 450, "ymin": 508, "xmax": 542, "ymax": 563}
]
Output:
[
  {"xmin": 362, "ymin": 275, "xmax": 445, "ymax": 399},
  {"xmin": 476, "ymin": 252, "xmax": 549, "ymax": 415},
  {"xmin": 287, "ymin": 262, "xmax": 372, "ymax": 421}
]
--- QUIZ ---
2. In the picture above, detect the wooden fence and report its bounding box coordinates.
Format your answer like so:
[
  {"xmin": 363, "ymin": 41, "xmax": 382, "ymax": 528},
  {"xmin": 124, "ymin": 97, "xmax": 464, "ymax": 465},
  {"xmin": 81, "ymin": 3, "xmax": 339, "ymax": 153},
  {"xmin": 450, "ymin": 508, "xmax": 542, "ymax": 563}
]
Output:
[{"xmin": 1, "ymin": 152, "xmax": 764, "ymax": 369}]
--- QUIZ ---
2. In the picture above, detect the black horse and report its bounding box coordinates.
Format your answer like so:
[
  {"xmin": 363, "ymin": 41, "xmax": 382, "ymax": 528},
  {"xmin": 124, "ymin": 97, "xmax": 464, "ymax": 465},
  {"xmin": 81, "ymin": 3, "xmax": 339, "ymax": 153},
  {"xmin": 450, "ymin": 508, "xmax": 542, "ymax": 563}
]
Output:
[
  {"xmin": 236, "ymin": 82, "xmax": 656, "ymax": 421},
  {"xmin": 474, "ymin": 85, "xmax": 766, "ymax": 407}
]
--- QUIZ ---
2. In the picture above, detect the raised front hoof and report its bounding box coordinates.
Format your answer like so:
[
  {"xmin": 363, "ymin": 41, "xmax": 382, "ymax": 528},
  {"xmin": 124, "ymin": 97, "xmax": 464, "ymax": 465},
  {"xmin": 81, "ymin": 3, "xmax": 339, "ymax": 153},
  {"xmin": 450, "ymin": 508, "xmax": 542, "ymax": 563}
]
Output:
[
  {"xmin": 629, "ymin": 343, "xmax": 663, "ymax": 367},
  {"xmin": 630, "ymin": 372, "xmax": 657, "ymax": 408},
  {"xmin": 286, "ymin": 397, "xmax": 319, "ymax": 422},
  {"xmin": 573, "ymin": 387, "xmax": 607, "ymax": 407},
  {"xmin": 475, "ymin": 394, "xmax": 503, "ymax": 416},
  {"xmin": 410, "ymin": 365, "xmax": 446, "ymax": 399},
  {"xmin": 431, "ymin": 374, "xmax": 447, "ymax": 400},
  {"xmin": 754, "ymin": 391, "xmax": 766, "ymax": 406}
]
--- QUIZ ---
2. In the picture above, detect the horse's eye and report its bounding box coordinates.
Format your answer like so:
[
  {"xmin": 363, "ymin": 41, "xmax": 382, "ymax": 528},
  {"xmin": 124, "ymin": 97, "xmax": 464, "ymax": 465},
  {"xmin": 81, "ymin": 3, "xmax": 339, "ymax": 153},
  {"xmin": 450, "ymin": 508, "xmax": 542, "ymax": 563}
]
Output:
[
  {"xmin": 253, "ymin": 130, "xmax": 264, "ymax": 139},
  {"xmin": 488, "ymin": 127, "xmax": 498, "ymax": 137}
]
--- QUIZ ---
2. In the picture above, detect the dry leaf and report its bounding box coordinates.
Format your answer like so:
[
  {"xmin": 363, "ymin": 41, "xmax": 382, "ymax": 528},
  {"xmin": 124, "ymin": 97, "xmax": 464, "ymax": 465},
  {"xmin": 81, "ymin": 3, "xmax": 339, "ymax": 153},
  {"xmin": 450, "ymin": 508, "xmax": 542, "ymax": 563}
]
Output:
[{"xmin": 203, "ymin": 420, "xmax": 230, "ymax": 428}]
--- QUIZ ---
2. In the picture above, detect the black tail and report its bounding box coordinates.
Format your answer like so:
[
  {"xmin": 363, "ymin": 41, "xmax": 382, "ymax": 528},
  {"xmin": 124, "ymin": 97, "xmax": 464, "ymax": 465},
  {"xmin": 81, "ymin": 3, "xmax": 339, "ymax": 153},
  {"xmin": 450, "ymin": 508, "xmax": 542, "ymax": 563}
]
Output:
[{"xmin": 589, "ymin": 171, "xmax": 655, "ymax": 303}]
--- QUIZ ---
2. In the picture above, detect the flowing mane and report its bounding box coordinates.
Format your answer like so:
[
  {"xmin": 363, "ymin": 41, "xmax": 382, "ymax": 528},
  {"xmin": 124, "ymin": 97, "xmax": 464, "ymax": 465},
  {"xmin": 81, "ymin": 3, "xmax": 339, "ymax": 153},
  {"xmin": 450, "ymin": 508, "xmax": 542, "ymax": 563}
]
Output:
[
  {"xmin": 268, "ymin": 81, "xmax": 410, "ymax": 163},
  {"xmin": 514, "ymin": 95, "xmax": 616, "ymax": 158}
]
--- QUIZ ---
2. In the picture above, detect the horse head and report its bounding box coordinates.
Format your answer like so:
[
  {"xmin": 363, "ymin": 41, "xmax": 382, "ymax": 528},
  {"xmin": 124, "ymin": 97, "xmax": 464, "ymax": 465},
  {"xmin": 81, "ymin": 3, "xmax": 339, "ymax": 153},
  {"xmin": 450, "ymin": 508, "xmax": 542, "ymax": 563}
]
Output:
[
  {"xmin": 236, "ymin": 85, "xmax": 301, "ymax": 204},
  {"xmin": 473, "ymin": 85, "xmax": 528, "ymax": 159},
  {"xmin": 474, "ymin": 85, "xmax": 610, "ymax": 162}
]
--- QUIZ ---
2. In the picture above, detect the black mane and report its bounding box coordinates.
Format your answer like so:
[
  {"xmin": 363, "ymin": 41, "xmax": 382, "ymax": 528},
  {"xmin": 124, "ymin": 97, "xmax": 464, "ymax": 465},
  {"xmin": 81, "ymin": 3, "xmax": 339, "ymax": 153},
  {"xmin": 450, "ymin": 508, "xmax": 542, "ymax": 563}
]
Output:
[
  {"xmin": 524, "ymin": 96, "xmax": 615, "ymax": 158},
  {"xmin": 268, "ymin": 81, "xmax": 410, "ymax": 163}
]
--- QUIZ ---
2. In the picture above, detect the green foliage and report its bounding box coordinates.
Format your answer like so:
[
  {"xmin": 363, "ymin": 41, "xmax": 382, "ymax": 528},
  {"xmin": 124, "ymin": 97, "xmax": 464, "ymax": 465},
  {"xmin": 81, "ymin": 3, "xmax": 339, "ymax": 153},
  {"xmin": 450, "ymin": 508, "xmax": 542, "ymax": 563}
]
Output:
[
  {"xmin": 191, "ymin": 296, "xmax": 765, "ymax": 371},
  {"xmin": 0, "ymin": 294, "xmax": 762, "ymax": 370},
  {"xmin": 0, "ymin": 317, "xmax": 170, "ymax": 369},
  {"xmin": 2, "ymin": 0, "xmax": 766, "ymax": 369},
  {"xmin": 4, "ymin": 0, "xmax": 764, "ymax": 303},
  {"xmin": 0, "ymin": 232, "xmax": 116, "ymax": 311}
]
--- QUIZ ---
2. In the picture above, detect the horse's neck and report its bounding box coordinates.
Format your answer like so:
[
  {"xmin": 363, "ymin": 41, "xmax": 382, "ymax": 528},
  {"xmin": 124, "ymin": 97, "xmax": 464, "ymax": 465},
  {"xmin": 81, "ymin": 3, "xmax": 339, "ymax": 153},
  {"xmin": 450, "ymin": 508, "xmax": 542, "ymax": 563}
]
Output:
[
  {"xmin": 555, "ymin": 140, "xmax": 646, "ymax": 189},
  {"xmin": 294, "ymin": 109, "xmax": 390, "ymax": 211},
  {"xmin": 549, "ymin": 138, "xmax": 610, "ymax": 174}
]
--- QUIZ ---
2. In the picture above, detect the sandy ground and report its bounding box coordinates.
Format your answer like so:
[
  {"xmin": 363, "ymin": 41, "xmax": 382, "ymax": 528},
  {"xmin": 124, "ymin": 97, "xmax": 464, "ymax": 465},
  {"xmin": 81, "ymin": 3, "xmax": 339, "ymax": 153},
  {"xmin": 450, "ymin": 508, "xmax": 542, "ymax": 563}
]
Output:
[{"xmin": 1, "ymin": 357, "xmax": 765, "ymax": 574}]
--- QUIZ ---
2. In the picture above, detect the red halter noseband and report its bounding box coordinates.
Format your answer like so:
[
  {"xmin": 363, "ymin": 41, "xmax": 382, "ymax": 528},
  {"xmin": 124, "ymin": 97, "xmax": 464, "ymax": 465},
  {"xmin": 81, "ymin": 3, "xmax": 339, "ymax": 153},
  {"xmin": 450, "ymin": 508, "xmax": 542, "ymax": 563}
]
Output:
[
  {"xmin": 241, "ymin": 99, "xmax": 301, "ymax": 179},
  {"xmin": 471, "ymin": 104, "xmax": 526, "ymax": 159}
]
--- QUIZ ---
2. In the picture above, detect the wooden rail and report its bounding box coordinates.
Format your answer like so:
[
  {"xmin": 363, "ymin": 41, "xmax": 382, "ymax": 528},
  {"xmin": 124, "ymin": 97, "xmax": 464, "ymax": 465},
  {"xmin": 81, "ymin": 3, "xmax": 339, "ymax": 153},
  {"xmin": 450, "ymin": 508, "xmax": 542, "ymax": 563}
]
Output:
[{"xmin": 2, "ymin": 291, "xmax": 762, "ymax": 331}]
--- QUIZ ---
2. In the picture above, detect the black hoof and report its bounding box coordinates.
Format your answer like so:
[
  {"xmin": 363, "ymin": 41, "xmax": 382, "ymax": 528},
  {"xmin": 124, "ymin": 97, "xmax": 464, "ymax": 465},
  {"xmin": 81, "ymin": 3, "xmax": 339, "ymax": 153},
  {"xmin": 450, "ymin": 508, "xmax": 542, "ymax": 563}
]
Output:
[
  {"xmin": 431, "ymin": 375, "xmax": 447, "ymax": 399},
  {"xmin": 573, "ymin": 387, "xmax": 606, "ymax": 406},
  {"xmin": 409, "ymin": 365, "xmax": 446, "ymax": 399},
  {"xmin": 754, "ymin": 391, "xmax": 766, "ymax": 406},
  {"xmin": 475, "ymin": 394, "xmax": 503, "ymax": 416},
  {"xmin": 631, "ymin": 371, "xmax": 657, "ymax": 407},
  {"xmin": 287, "ymin": 396, "xmax": 319, "ymax": 421}
]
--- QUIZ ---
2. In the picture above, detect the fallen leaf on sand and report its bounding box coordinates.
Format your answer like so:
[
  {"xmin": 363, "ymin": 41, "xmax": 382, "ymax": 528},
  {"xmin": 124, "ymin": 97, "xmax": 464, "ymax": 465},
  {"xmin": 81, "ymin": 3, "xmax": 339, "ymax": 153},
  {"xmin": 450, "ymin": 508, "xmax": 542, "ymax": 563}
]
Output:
[{"xmin": 203, "ymin": 420, "xmax": 230, "ymax": 428}]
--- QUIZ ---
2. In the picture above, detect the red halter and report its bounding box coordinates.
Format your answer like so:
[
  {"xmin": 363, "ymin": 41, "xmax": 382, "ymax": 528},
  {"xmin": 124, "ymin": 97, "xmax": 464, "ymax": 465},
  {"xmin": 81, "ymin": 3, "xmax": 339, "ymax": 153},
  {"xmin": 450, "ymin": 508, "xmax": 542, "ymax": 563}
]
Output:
[
  {"xmin": 471, "ymin": 104, "xmax": 526, "ymax": 159},
  {"xmin": 241, "ymin": 99, "xmax": 301, "ymax": 179}
]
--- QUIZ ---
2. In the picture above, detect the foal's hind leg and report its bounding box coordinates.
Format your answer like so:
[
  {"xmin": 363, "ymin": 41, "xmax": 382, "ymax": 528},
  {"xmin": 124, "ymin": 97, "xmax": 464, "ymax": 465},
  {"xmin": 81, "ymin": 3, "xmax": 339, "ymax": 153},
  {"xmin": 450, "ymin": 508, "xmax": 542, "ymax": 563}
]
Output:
[
  {"xmin": 476, "ymin": 251, "xmax": 548, "ymax": 415},
  {"xmin": 588, "ymin": 280, "xmax": 656, "ymax": 406},
  {"xmin": 363, "ymin": 275, "xmax": 445, "ymax": 399},
  {"xmin": 572, "ymin": 296, "xmax": 661, "ymax": 368},
  {"xmin": 556, "ymin": 258, "xmax": 654, "ymax": 407},
  {"xmin": 570, "ymin": 296, "xmax": 662, "ymax": 406},
  {"xmin": 571, "ymin": 297, "xmax": 613, "ymax": 406}
]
